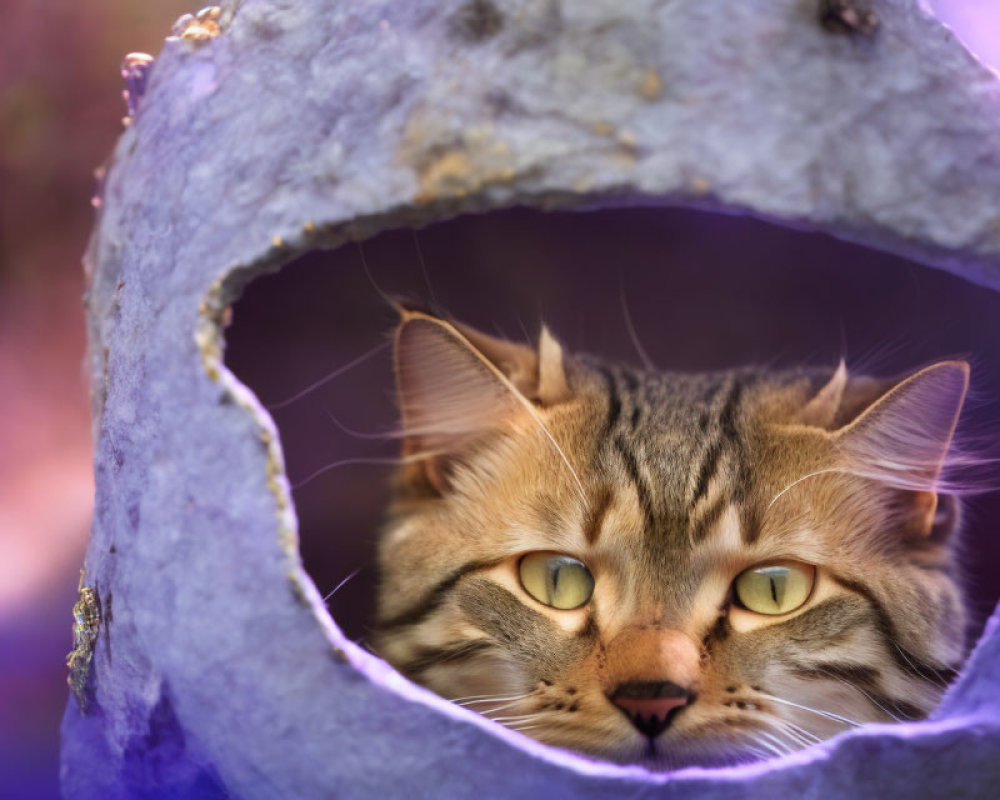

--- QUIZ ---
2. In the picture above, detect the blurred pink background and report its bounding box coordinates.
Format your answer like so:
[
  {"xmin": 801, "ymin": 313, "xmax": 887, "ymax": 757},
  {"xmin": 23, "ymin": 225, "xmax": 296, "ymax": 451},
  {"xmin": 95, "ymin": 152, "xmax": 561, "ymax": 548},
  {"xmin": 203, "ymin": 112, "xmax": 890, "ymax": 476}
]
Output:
[
  {"xmin": 0, "ymin": 2, "xmax": 996, "ymax": 798},
  {"xmin": 1, "ymin": 2, "xmax": 191, "ymax": 796}
]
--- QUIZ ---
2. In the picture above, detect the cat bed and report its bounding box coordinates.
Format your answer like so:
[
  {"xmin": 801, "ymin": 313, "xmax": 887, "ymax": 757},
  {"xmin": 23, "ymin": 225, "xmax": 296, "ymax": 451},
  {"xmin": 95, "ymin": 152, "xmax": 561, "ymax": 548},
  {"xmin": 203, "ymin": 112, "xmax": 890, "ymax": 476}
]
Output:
[{"xmin": 62, "ymin": 0, "xmax": 1000, "ymax": 796}]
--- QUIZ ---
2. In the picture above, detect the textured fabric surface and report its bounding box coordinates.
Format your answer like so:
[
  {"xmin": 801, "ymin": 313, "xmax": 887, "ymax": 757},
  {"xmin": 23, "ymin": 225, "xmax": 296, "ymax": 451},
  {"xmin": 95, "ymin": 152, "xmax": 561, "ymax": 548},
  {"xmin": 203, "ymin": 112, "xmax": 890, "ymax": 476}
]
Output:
[{"xmin": 63, "ymin": 0, "xmax": 1000, "ymax": 796}]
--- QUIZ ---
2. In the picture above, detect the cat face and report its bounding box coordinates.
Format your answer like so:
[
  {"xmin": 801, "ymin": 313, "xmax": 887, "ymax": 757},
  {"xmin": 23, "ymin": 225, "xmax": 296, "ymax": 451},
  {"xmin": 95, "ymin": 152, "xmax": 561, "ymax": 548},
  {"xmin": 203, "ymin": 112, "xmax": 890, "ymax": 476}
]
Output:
[{"xmin": 374, "ymin": 308, "xmax": 968, "ymax": 768}]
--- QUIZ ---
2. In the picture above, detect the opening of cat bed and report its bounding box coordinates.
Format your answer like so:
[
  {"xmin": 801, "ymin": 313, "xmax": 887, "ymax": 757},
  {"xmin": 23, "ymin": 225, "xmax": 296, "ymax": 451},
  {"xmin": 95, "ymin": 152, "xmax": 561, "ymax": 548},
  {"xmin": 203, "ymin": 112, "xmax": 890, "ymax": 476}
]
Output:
[{"xmin": 223, "ymin": 204, "xmax": 1000, "ymax": 773}]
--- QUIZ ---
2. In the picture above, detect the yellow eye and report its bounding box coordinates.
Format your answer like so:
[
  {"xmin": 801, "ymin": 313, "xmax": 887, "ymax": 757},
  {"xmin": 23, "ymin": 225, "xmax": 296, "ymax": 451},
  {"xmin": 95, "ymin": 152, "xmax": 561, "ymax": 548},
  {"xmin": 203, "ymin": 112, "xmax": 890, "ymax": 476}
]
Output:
[
  {"xmin": 734, "ymin": 563, "xmax": 815, "ymax": 615},
  {"xmin": 518, "ymin": 553, "xmax": 594, "ymax": 610}
]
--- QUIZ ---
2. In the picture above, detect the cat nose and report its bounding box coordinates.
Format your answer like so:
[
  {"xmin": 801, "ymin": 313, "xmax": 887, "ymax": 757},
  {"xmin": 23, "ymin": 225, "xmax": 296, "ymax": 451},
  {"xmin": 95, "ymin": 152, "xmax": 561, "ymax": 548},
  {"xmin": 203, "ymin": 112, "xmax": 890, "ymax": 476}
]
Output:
[{"xmin": 609, "ymin": 681, "xmax": 693, "ymax": 738}]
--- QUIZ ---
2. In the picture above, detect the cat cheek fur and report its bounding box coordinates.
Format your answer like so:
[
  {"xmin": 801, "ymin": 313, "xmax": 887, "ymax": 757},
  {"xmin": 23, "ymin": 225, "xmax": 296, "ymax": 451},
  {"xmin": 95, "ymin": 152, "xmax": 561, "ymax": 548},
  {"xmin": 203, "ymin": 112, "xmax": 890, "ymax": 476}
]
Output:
[{"xmin": 373, "ymin": 309, "xmax": 971, "ymax": 768}]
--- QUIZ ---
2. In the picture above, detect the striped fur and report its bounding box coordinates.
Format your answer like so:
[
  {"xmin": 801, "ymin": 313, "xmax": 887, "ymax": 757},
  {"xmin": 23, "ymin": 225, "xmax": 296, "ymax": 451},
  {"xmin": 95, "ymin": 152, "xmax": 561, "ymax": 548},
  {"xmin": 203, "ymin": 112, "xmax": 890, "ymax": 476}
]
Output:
[{"xmin": 374, "ymin": 311, "xmax": 969, "ymax": 768}]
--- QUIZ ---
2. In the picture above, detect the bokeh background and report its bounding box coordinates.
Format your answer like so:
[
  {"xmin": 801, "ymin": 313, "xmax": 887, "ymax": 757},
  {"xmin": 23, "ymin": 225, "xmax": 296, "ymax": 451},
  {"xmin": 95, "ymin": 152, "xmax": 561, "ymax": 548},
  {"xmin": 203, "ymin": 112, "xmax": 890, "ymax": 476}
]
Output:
[{"xmin": 1, "ymin": 2, "xmax": 997, "ymax": 798}]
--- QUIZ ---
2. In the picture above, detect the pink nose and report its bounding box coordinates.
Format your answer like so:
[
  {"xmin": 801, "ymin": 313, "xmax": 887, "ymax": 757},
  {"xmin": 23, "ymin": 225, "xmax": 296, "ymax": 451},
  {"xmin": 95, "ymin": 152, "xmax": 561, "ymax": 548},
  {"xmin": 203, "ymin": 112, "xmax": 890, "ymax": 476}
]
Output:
[
  {"xmin": 612, "ymin": 695, "xmax": 688, "ymax": 718},
  {"xmin": 609, "ymin": 681, "xmax": 693, "ymax": 739}
]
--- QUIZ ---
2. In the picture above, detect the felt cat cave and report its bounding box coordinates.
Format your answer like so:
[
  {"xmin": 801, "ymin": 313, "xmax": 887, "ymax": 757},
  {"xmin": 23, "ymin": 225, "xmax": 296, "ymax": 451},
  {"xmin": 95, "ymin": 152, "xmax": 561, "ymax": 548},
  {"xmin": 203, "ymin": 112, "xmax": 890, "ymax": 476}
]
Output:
[{"xmin": 63, "ymin": 0, "xmax": 1000, "ymax": 797}]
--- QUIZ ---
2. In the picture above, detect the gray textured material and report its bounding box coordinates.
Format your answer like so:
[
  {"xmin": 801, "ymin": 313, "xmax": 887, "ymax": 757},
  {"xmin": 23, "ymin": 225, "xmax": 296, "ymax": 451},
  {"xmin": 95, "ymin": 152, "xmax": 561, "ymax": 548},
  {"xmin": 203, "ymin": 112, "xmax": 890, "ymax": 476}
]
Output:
[{"xmin": 63, "ymin": 0, "xmax": 1000, "ymax": 797}]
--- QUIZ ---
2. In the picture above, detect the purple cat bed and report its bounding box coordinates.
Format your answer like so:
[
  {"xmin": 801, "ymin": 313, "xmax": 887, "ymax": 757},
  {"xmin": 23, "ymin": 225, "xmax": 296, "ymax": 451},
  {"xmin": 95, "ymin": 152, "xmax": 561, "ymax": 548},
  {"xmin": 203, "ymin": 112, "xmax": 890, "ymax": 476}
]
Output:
[{"xmin": 63, "ymin": 0, "xmax": 1000, "ymax": 796}]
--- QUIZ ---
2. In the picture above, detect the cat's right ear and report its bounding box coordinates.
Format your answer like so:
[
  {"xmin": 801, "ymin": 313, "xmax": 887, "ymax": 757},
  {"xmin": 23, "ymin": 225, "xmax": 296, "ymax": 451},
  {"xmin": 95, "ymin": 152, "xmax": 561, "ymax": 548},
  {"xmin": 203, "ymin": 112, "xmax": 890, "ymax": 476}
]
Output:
[
  {"xmin": 834, "ymin": 360, "xmax": 969, "ymax": 539},
  {"xmin": 393, "ymin": 307, "xmax": 570, "ymax": 494}
]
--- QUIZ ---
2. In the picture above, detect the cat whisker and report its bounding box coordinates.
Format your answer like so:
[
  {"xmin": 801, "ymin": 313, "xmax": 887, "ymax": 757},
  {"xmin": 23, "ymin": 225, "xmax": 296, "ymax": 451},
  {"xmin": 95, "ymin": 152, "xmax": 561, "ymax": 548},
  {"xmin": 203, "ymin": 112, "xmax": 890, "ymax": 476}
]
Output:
[
  {"xmin": 454, "ymin": 698, "xmax": 523, "ymax": 707},
  {"xmin": 503, "ymin": 723, "xmax": 543, "ymax": 733},
  {"xmin": 891, "ymin": 642, "xmax": 951, "ymax": 691},
  {"xmin": 619, "ymin": 284, "xmax": 656, "ymax": 371},
  {"xmin": 756, "ymin": 730, "xmax": 795, "ymax": 757},
  {"xmin": 763, "ymin": 721, "xmax": 803, "ymax": 750},
  {"xmin": 813, "ymin": 666, "xmax": 901, "ymax": 722},
  {"xmin": 776, "ymin": 730, "xmax": 812, "ymax": 750},
  {"xmin": 766, "ymin": 734, "xmax": 796, "ymax": 757},
  {"xmin": 266, "ymin": 341, "xmax": 389, "ymax": 411},
  {"xmin": 451, "ymin": 691, "xmax": 534, "ymax": 705},
  {"xmin": 292, "ymin": 450, "xmax": 443, "ymax": 490},
  {"xmin": 744, "ymin": 745, "xmax": 773, "ymax": 763},
  {"xmin": 770, "ymin": 719, "xmax": 819, "ymax": 749},
  {"xmin": 766, "ymin": 468, "xmax": 848, "ymax": 511},
  {"xmin": 322, "ymin": 568, "xmax": 362, "ymax": 603},
  {"xmin": 778, "ymin": 719, "xmax": 822, "ymax": 745},
  {"xmin": 409, "ymin": 229, "xmax": 440, "ymax": 310},
  {"xmin": 324, "ymin": 409, "xmax": 398, "ymax": 442},
  {"xmin": 757, "ymin": 693, "xmax": 862, "ymax": 728},
  {"xmin": 469, "ymin": 698, "xmax": 534, "ymax": 715},
  {"xmin": 746, "ymin": 735, "xmax": 785, "ymax": 760},
  {"xmin": 494, "ymin": 715, "xmax": 542, "ymax": 725},
  {"xmin": 508, "ymin": 397, "xmax": 586, "ymax": 503}
]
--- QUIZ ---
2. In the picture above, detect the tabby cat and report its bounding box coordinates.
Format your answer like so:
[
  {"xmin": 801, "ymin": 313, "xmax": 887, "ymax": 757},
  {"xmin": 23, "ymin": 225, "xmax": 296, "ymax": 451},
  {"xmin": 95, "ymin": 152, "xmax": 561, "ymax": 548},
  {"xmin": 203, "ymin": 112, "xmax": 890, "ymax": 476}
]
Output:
[{"xmin": 374, "ymin": 306, "xmax": 969, "ymax": 768}]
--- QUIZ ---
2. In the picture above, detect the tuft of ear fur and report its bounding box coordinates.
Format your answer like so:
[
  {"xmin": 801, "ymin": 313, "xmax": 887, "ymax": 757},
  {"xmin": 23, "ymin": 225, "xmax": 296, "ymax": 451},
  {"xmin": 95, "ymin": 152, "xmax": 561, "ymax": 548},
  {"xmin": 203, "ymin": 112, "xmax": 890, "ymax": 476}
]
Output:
[
  {"xmin": 834, "ymin": 361, "xmax": 969, "ymax": 537},
  {"xmin": 394, "ymin": 307, "xmax": 571, "ymax": 493},
  {"xmin": 797, "ymin": 360, "xmax": 848, "ymax": 428},
  {"xmin": 537, "ymin": 326, "xmax": 570, "ymax": 403}
]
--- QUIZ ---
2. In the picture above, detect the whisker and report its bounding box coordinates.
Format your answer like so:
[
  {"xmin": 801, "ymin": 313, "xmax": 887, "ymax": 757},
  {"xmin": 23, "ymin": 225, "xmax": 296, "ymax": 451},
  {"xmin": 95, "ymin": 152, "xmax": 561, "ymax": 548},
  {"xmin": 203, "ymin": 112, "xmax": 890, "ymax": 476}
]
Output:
[
  {"xmin": 814, "ymin": 666, "xmax": 901, "ymax": 722},
  {"xmin": 744, "ymin": 745, "xmax": 772, "ymax": 762},
  {"xmin": 758, "ymin": 693, "xmax": 862, "ymax": 728},
  {"xmin": 772, "ymin": 719, "xmax": 819, "ymax": 749},
  {"xmin": 757, "ymin": 731, "xmax": 795, "ymax": 756},
  {"xmin": 292, "ymin": 450, "xmax": 441, "ymax": 490},
  {"xmin": 470, "ymin": 698, "xmax": 532, "ymax": 715},
  {"xmin": 619, "ymin": 284, "xmax": 656, "ymax": 371},
  {"xmin": 324, "ymin": 409, "xmax": 399, "ymax": 441},
  {"xmin": 492, "ymin": 378, "xmax": 587, "ymax": 502},
  {"xmin": 747, "ymin": 735, "xmax": 784, "ymax": 759},
  {"xmin": 766, "ymin": 722, "xmax": 805, "ymax": 750},
  {"xmin": 779, "ymin": 719, "xmax": 822, "ymax": 745},
  {"xmin": 487, "ymin": 713, "xmax": 543, "ymax": 723},
  {"xmin": 503, "ymin": 723, "xmax": 543, "ymax": 733},
  {"xmin": 356, "ymin": 241, "xmax": 399, "ymax": 314},
  {"xmin": 451, "ymin": 691, "xmax": 533, "ymax": 705},
  {"xmin": 766, "ymin": 468, "xmax": 848, "ymax": 511},
  {"xmin": 891, "ymin": 642, "xmax": 951, "ymax": 691},
  {"xmin": 411, "ymin": 228, "xmax": 440, "ymax": 310},
  {"xmin": 267, "ymin": 341, "xmax": 389, "ymax": 411},
  {"xmin": 323, "ymin": 568, "xmax": 361, "ymax": 603}
]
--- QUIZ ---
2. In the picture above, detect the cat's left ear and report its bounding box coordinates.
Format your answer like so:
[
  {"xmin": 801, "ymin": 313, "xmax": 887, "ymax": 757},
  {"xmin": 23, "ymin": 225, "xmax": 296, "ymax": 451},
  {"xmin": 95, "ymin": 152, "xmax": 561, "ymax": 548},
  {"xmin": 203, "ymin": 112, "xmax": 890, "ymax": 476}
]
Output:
[
  {"xmin": 393, "ymin": 306, "xmax": 570, "ymax": 492},
  {"xmin": 833, "ymin": 360, "xmax": 969, "ymax": 537}
]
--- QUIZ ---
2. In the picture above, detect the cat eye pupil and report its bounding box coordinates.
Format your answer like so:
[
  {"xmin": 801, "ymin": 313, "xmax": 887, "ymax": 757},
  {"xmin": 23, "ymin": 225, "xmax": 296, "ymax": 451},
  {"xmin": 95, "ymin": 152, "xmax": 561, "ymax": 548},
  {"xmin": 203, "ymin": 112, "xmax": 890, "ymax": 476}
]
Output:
[
  {"xmin": 734, "ymin": 563, "xmax": 814, "ymax": 616},
  {"xmin": 759, "ymin": 567, "xmax": 786, "ymax": 605},
  {"xmin": 518, "ymin": 552, "xmax": 594, "ymax": 610}
]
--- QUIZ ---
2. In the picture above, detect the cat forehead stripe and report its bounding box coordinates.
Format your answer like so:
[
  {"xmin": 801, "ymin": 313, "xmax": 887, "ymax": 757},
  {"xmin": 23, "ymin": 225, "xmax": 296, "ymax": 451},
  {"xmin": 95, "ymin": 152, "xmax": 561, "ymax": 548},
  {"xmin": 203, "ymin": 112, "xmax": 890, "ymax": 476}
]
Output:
[{"xmin": 689, "ymin": 379, "xmax": 744, "ymax": 511}]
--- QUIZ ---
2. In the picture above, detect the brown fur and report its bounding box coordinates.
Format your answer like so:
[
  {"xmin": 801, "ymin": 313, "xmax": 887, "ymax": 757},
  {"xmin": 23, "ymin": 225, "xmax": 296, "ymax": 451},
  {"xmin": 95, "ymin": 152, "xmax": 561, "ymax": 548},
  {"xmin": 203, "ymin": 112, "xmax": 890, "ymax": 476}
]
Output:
[{"xmin": 374, "ymin": 309, "xmax": 969, "ymax": 768}]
